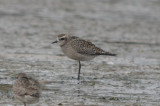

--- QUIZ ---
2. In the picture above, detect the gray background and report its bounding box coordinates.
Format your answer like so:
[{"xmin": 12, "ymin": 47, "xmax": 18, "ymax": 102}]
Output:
[{"xmin": 0, "ymin": 0, "xmax": 160, "ymax": 106}]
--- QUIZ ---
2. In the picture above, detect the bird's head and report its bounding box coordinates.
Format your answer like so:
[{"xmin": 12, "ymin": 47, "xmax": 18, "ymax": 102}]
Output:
[
  {"xmin": 16, "ymin": 73, "xmax": 27, "ymax": 79},
  {"xmin": 52, "ymin": 34, "xmax": 69, "ymax": 46}
]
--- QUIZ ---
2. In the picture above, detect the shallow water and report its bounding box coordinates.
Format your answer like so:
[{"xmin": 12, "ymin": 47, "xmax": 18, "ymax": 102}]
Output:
[{"xmin": 0, "ymin": 0, "xmax": 160, "ymax": 106}]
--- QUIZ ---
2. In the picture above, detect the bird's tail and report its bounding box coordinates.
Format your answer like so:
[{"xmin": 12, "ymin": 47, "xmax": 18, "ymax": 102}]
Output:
[
  {"xmin": 102, "ymin": 52, "xmax": 117, "ymax": 56},
  {"xmin": 91, "ymin": 51, "xmax": 117, "ymax": 56},
  {"xmin": 98, "ymin": 51, "xmax": 117, "ymax": 56},
  {"xmin": 89, "ymin": 47, "xmax": 117, "ymax": 56}
]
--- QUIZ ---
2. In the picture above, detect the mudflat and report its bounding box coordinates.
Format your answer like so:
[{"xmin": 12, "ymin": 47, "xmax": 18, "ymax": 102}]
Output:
[{"xmin": 0, "ymin": 0, "xmax": 160, "ymax": 105}]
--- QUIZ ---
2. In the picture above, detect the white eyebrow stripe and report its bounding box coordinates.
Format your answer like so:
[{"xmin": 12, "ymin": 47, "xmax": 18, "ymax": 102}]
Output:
[{"xmin": 57, "ymin": 37, "xmax": 59, "ymax": 41}]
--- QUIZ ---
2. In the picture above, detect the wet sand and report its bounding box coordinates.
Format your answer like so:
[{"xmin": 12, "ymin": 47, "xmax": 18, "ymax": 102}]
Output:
[{"xmin": 0, "ymin": 0, "xmax": 160, "ymax": 106}]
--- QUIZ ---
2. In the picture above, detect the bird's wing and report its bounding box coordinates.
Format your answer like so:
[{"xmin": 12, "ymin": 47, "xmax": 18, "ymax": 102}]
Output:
[
  {"xmin": 13, "ymin": 78, "xmax": 40, "ymax": 97},
  {"xmin": 13, "ymin": 80, "xmax": 28, "ymax": 96},
  {"xmin": 71, "ymin": 39, "xmax": 106, "ymax": 55},
  {"xmin": 26, "ymin": 78, "xmax": 41, "ymax": 97}
]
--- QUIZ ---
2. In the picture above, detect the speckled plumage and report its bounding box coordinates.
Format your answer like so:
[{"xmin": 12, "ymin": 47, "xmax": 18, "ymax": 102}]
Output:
[
  {"xmin": 52, "ymin": 34, "xmax": 116, "ymax": 80},
  {"xmin": 71, "ymin": 38, "xmax": 115, "ymax": 56},
  {"xmin": 13, "ymin": 73, "xmax": 41, "ymax": 106}
]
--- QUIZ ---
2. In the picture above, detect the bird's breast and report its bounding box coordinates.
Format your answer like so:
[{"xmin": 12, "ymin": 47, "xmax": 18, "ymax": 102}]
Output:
[{"xmin": 61, "ymin": 45, "xmax": 96, "ymax": 61}]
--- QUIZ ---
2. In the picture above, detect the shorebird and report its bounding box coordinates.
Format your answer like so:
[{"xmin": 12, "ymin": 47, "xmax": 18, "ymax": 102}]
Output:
[
  {"xmin": 52, "ymin": 34, "xmax": 116, "ymax": 80},
  {"xmin": 13, "ymin": 73, "xmax": 41, "ymax": 106}
]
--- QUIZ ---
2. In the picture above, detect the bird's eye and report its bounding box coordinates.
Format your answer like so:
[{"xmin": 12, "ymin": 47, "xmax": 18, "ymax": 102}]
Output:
[{"xmin": 60, "ymin": 38, "xmax": 65, "ymax": 40}]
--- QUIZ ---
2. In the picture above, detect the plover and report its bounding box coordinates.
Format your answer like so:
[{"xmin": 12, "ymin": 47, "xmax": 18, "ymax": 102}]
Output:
[
  {"xmin": 13, "ymin": 73, "xmax": 41, "ymax": 106},
  {"xmin": 52, "ymin": 34, "xmax": 116, "ymax": 80}
]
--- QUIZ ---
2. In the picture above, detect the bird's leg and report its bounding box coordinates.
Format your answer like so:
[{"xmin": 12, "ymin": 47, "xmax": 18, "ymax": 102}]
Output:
[
  {"xmin": 24, "ymin": 102, "xmax": 26, "ymax": 106},
  {"xmin": 77, "ymin": 61, "xmax": 81, "ymax": 80}
]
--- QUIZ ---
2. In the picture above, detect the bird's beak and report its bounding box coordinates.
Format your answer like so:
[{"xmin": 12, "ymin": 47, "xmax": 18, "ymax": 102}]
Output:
[{"xmin": 51, "ymin": 40, "xmax": 58, "ymax": 44}]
